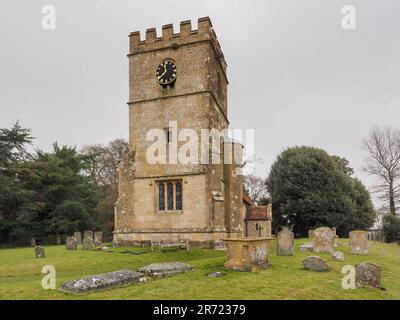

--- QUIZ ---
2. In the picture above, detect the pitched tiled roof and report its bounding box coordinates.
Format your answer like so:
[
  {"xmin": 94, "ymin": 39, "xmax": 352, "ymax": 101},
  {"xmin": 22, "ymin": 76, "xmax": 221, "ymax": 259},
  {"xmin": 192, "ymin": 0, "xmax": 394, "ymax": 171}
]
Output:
[{"xmin": 242, "ymin": 191, "xmax": 254, "ymax": 206}]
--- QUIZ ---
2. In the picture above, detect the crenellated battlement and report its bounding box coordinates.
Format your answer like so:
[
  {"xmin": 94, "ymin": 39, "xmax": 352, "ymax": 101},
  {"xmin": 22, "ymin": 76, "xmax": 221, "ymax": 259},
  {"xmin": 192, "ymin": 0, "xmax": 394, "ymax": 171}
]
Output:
[{"xmin": 128, "ymin": 17, "xmax": 227, "ymax": 72}]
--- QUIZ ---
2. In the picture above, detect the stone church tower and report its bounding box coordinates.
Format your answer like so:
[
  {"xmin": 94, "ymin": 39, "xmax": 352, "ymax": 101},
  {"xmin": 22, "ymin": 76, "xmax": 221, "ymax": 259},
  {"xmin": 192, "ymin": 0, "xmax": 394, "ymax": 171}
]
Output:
[{"xmin": 113, "ymin": 17, "xmax": 246, "ymax": 248}]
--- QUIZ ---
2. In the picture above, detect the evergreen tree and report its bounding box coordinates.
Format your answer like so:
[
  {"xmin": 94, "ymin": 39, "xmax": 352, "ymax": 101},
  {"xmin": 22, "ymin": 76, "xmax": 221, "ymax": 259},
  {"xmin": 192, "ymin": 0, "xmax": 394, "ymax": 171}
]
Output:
[{"xmin": 267, "ymin": 146, "xmax": 375, "ymax": 237}]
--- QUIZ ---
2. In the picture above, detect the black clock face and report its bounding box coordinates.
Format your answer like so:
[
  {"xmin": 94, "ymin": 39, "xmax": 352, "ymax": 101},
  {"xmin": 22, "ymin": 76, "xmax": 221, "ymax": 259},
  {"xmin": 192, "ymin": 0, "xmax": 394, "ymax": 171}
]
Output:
[{"xmin": 155, "ymin": 59, "xmax": 178, "ymax": 85}]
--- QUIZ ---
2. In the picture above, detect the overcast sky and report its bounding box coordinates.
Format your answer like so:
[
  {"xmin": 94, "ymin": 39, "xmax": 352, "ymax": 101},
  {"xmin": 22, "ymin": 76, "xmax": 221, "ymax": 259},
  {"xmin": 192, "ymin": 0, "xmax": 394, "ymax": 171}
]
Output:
[{"xmin": 1, "ymin": 0, "xmax": 399, "ymax": 195}]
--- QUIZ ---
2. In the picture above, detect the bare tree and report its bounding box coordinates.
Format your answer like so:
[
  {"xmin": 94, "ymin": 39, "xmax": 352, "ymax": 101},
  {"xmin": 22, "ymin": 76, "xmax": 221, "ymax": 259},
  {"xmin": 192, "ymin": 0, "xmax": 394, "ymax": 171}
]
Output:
[
  {"xmin": 243, "ymin": 174, "xmax": 269, "ymax": 205},
  {"xmin": 362, "ymin": 127, "xmax": 400, "ymax": 215},
  {"xmin": 81, "ymin": 138, "xmax": 129, "ymax": 188}
]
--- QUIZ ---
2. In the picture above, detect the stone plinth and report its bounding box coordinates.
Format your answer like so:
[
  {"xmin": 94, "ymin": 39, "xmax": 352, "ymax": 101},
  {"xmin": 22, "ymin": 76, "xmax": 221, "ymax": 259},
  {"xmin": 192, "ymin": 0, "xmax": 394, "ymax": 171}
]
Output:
[{"xmin": 223, "ymin": 237, "xmax": 272, "ymax": 271}]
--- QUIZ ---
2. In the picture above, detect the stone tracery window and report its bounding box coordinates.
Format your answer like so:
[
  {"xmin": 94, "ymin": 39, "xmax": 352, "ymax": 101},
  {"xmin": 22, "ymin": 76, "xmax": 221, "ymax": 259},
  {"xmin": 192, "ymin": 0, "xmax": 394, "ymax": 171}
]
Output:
[{"xmin": 158, "ymin": 180, "xmax": 183, "ymax": 211}]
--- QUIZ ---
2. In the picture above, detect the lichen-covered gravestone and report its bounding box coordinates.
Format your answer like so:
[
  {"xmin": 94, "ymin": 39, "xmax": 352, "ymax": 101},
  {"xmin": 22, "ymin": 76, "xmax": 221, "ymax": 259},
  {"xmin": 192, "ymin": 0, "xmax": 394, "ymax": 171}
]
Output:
[
  {"xmin": 35, "ymin": 246, "xmax": 45, "ymax": 258},
  {"xmin": 302, "ymin": 256, "xmax": 329, "ymax": 271},
  {"xmin": 73, "ymin": 232, "xmax": 82, "ymax": 245},
  {"xmin": 349, "ymin": 230, "xmax": 368, "ymax": 255},
  {"xmin": 66, "ymin": 237, "xmax": 78, "ymax": 250},
  {"xmin": 30, "ymin": 238, "xmax": 36, "ymax": 247},
  {"xmin": 94, "ymin": 231, "xmax": 103, "ymax": 245},
  {"xmin": 299, "ymin": 243, "xmax": 313, "ymax": 252},
  {"xmin": 138, "ymin": 262, "xmax": 193, "ymax": 278},
  {"xmin": 61, "ymin": 270, "xmax": 145, "ymax": 293},
  {"xmin": 276, "ymin": 229, "xmax": 294, "ymax": 256},
  {"xmin": 355, "ymin": 263, "xmax": 381, "ymax": 288},
  {"xmin": 83, "ymin": 231, "xmax": 93, "ymax": 240},
  {"xmin": 308, "ymin": 230, "xmax": 315, "ymax": 239},
  {"xmin": 83, "ymin": 236, "xmax": 94, "ymax": 250},
  {"xmin": 313, "ymin": 227, "xmax": 335, "ymax": 253}
]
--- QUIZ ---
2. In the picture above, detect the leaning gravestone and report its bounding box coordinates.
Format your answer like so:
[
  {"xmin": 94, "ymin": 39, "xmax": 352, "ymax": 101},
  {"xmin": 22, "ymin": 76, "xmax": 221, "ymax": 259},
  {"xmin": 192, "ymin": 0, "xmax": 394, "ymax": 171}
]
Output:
[
  {"xmin": 83, "ymin": 236, "xmax": 94, "ymax": 250},
  {"xmin": 302, "ymin": 256, "xmax": 329, "ymax": 271},
  {"xmin": 308, "ymin": 230, "xmax": 315, "ymax": 239},
  {"xmin": 313, "ymin": 227, "xmax": 335, "ymax": 253},
  {"xmin": 73, "ymin": 232, "xmax": 82, "ymax": 245},
  {"xmin": 138, "ymin": 262, "xmax": 193, "ymax": 278},
  {"xmin": 35, "ymin": 246, "xmax": 45, "ymax": 258},
  {"xmin": 276, "ymin": 229, "xmax": 294, "ymax": 256},
  {"xmin": 355, "ymin": 263, "xmax": 381, "ymax": 288},
  {"xmin": 61, "ymin": 270, "xmax": 145, "ymax": 293},
  {"xmin": 349, "ymin": 230, "xmax": 368, "ymax": 255},
  {"xmin": 66, "ymin": 237, "xmax": 78, "ymax": 250}
]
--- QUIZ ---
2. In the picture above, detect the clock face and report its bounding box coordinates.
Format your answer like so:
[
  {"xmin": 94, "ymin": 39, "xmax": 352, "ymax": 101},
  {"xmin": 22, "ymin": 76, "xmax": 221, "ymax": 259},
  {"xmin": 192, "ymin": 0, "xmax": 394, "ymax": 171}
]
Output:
[{"xmin": 155, "ymin": 59, "xmax": 178, "ymax": 85}]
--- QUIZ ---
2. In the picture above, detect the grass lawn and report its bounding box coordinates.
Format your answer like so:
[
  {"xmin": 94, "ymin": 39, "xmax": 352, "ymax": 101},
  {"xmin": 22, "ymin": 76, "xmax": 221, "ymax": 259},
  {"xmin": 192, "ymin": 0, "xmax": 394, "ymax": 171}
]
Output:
[{"xmin": 0, "ymin": 238, "xmax": 399, "ymax": 300}]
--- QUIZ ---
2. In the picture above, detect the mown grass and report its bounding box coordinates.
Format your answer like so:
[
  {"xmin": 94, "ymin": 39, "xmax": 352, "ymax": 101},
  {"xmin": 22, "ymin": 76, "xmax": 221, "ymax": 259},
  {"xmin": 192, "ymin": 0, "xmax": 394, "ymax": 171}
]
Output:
[{"xmin": 0, "ymin": 239, "xmax": 399, "ymax": 300}]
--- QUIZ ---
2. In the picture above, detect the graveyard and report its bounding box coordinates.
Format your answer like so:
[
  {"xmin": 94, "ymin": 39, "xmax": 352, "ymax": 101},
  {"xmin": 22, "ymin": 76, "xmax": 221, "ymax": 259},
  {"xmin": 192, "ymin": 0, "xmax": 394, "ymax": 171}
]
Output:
[{"xmin": 1, "ymin": 238, "xmax": 399, "ymax": 300}]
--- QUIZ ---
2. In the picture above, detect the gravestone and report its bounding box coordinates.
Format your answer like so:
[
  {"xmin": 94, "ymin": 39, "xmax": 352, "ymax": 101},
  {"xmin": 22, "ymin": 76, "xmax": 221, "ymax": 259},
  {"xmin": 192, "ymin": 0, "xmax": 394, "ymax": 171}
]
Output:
[
  {"xmin": 60, "ymin": 270, "xmax": 145, "ymax": 293},
  {"xmin": 65, "ymin": 237, "xmax": 78, "ymax": 250},
  {"xmin": 355, "ymin": 263, "xmax": 381, "ymax": 288},
  {"xmin": 94, "ymin": 231, "xmax": 103, "ymax": 246},
  {"xmin": 331, "ymin": 251, "xmax": 344, "ymax": 261},
  {"xmin": 308, "ymin": 230, "xmax": 315, "ymax": 239},
  {"xmin": 35, "ymin": 246, "xmax": 45, "ymax": 258},
  {"xmin": 83, "ymin": 231, "xmax": 93, "ymax": 240},
  {"xmin": 313, "ymin": 227, "xmax": 335, "ymax": 253},
  {"xmin": 138, "ymin": 262, "xmax": 193, "ymax": 278},
  {"xmin": 56, "ymin": 236, "xmax": 61, "ymax": 245},
  {"xmin": 208, "ymin": 272, "xmax": 223, "ymax": 278},
  {"xmin": 30, "ymin": 238, "xmax": 36, "ymax": 247},
  {"xmin": 276, "ymin": 229, "xmax": 294, "ymax": 256},
  {"xmin": 73, "ymin": 232, "xmax": 82, "ymax": 245},
  {"xmin": 299, "ymin": 243, "xmax": 313, "ymax": 252},
  {"xmin": 302, "ymin": 256, "xmax": 329, "ymax": 271},
  {"xmin": 112, "ymin": 240, "xmax": 120, "ymax": 248},
  {"xmin": 83, "ymin": 236, "xmax": 94, "ymax": 250},
  {"xmin": 349, "ymin": 230, "xmax": 368, "ymax": 255}
]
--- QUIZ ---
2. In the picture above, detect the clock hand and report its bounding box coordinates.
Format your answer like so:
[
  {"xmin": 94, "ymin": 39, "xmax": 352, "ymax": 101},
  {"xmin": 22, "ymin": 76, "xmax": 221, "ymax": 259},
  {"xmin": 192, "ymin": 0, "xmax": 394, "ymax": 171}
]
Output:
[{"xmin": 160, "ymin": 65, "xmax": 167, "ymax": 77}]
